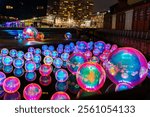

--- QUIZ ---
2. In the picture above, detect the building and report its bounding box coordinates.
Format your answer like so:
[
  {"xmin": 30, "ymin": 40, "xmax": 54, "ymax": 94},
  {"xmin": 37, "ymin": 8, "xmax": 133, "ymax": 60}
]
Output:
[
  {"xmin": 104, "ymin": 0, "xmax": 150, "ymax": 31},
  {"xmin": 0, "ymin": 0, "xmax": 47, "ymax": 19},
  {"xmin": 47, "ymin": 0, "xmax": 60, "ymax": 15},
  {"xmin": 74, "ymin": 0, "xmax": 94, "ymax": 21}
]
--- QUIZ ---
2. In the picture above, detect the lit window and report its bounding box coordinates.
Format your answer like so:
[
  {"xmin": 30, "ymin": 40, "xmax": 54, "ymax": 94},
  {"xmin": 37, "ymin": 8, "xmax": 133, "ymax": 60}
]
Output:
[
  {"xmin": 6, "ymin": 5, "xmax": 13, "ymax": 9},
  {"xmin": 37, "ymin": 6, "xmax": 44, "ymax": 10}
]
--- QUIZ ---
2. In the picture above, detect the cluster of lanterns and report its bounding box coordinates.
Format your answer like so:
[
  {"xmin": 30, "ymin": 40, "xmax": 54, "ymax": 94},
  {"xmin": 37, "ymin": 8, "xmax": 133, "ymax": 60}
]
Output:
[{"xmin": 0, "ymin": 37, "xmax": 149, "ymax": 100}]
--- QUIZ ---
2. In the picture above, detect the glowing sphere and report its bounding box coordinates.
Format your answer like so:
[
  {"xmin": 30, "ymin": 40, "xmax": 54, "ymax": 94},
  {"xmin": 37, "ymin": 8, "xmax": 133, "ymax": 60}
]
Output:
[
  {"xmin": 53, "ymin": 58, "xmax": 63, "ymax": 68},
  {"xmin": 28, "ymin": 47, "xmax": 35, "ymax": 53},
  {"xmin": 61, "ymin": 53, "xmax": 69, "ymax": 61},
  {"xmin": 3, "ymin": 92, "xmax": 21, "ymax": 100},
  {"xmin": 23, "ymin": 26, "xmax": 38, "ymax": 39},
  {"xmin": 94, "ymin": 41, "xmax": 105, "ymax": 53},
  {"xmin": 25, "ymin": 61, "xmax": 36, "ymax": 72},
  {"xmin": 93, "ymin": 48, "xmax": 101, "ymax": 56},
  {"xmin": 64, "ymin": 32, "xmax": 72, "ymax": 40},
  {"xmin": 55, "ymin": 69, "xmax": 68, "ymax": 82},
  {"xmin": 51, "ymin": 92, "xmax": 70, "ymax": 100},
  {"xmin": 13, "ymin": 58, "xmax": 24, "ymax": 68},
  {"xmin": 58, "ymin": 44, "xmax": 64, "ymax": 48},
  {"xmin": 76, "ymin": 41, "xmax": 88, "ymax": 53},
  {"xmin": 42, "ymin": 45, "xmax": 48, "ymax": 51},
  {"xmin": 25, "ymin": 72, "xmax": 36, "ymax": 82},
  {"xmin": 13, "ymin": 68, "xmax": 24, "ymax": 77},
  {"xmin": 84, "ymin": 51, "xmax": 92, "ymax": 60},
  {"xmin": 32, "ymin": 54, "xmax": 41, "ymax": 63},
  {"xmin": 105, "ymin": 47, "xmax": 148, "ymax": 87},
  {"xmin": 110, "ymin": 44, "xmax": 118, "ymax": 52},
  {"xmin": 105, "ymin": 44, "xmax": 111, "ymax": 50},
  {"xmin": 23, "ymin": 83, "xmax": 42, "ymax": 100},
  {"xmin": 0, "ymin": 72, "xmax": 6, "ymax": 86},
  {"xmin": 76, "ymin": 62, "xmax": 106, "ymax": 92},
  {"xmin": 17, "ymin": 51, "xmax": 24, "ymax": 58},
  {"xmin": 55, "ymin": 82, "xmax": 68, "ymax": 91},
  {"xmin": 90, "ymin": 56, "xmax": 99, "ymax": 63},
  {"xmin": 51, "ymin": 51, "xmax": 58, "ymax": 59},
  {"xmin": 1, "ymin": 48, "xmax": 9, "ymax": 56},
  {"xmin": 36, "ymin": 32, "xmax": 45, "ymax": 40},
  {"xmin": 39, "ymin": 64, "xmax": 53, "ymax": 76},
  {"xmin": 43, "ymin": 50, "xmax": 51, "ymax": 56},
  {"xmin": 43, "ymin": 56, "xmax": 53, "ymax": 65},
  {"xmin": 3, "ymin": 65, "xmax": 13, "ymax": 74},
  {"xmin": 39, "ymin": 76, "xmax": 52, "ymax": 86},
  {"xmin": 115, "ymin": 83, "xmax": 133, "ymax": 92},
  {"xmin": 34, "ymin": 48, "xmax": 41, "ymax": 55},
  {"xmin": 48, "ymin": 45, "xmax": 55, "ymax": 51},
  {"xmin": 9, "ymin": 49, "xmax": 17, "ymax": 58},
  {"xmin": 2, "ymin": 56, "xmax": 13, "ymax": 65},
  {"xmin": 3, "ymin": 76, "xmax": 20, "ymax": 93},
  {"xmin": 67, "ymin": 53, "xmax": 87, "ymax": 75},
  {"xmin": 24, "ymin": 52, "xmax": 33, "ymax": 61}
]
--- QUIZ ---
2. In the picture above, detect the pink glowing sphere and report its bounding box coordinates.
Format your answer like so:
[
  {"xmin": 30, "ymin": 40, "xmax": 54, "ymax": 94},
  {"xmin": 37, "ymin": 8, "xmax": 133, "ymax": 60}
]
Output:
[
  {"xmin": 23, "ymin": 83, "xmax": 42, "ymax": 100},
  {"xmin": 84, "ymin": 51, "xmax": 92, "ymax": 60},
  {"xmin": 3, "ymin": 76, "xmax": 20, "ymax": 93},
  {"xmin": 39, "ymin": 64, "xmax": 53, "ymax": 76},
  {"xmin": 105, "ymin": 47, "xmax": 148, "ymax": 87},
  {"xmin": 51, "ymin": 91, "xmax": 70, "ymax": 100},
  {"xmin": 39, "ymin": 76, "xmax": 52, "ymax": 86},
  {"xmin": 76, "ymin": 62, "xmax": 106, "ymax": 92}
]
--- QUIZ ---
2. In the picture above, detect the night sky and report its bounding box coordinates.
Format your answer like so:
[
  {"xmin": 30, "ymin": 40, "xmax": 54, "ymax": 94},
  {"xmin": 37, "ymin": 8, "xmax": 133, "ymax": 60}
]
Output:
[{"xmin": 94, "ymin": 0, "xmax": 118, "ymax": 12}]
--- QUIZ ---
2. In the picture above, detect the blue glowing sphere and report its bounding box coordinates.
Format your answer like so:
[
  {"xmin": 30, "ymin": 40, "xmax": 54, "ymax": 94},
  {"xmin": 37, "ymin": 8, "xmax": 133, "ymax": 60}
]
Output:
[
  {"xmin": 0, "ymin": 72, "xmax": 6, "ymax": 86},
  {"xmin": 77, "ymin": 41, "xmax": 88, "ymax": 53},
  {"xmin": 48, "ymin": 45, "xmax": 55, "ymax": 51},
  {"xmin": 25, "ymin": 61, "xmax": 36, "ymax": 72},
  {"xmin": 51, "ymin": 51, "xmax": 58, "ymax": 59},
  {"xmin": 58, "ymin": 44, "xmax": 64, "ymax": 48},
  {"xmin": 24, "ymin": 52, "xmax": 33, "ymax": 61},
  {"xmin": 2, "ymin": 56, "xmax": 13, "ymax": 66},
  {"xmin": 65, "ymin": 32, "xmax": 72, "ymax": 40},
  {"xmin": 115, "ymin": 83, "xmax": 133, "ymax": 92},
  {"xmin": 105, "ymin": 47, "xmax": 148, "ymax": 87},
  {"xmin": 42, "ymin": 45, "xmax": 48, "ymax": 51},
  {"xmin": 67, "ymin": 53, "xmax": 87, "ymax": 75},
  {"xmin": 13, "ymin": 68, "xmax": 24, "ymax": 77},
  {"xmin": 13, "ymin": 58, "xmax": 24, "ymax": 68},
  {"xmin": 43, "ymin": 50, "xmax": 51, "ymax": 56},
  {"xmin": 25, "ymin": 72, "xmax": 36, "ymax": 82},
  {"xmin": 34, "ymin": 48, "xmax": 41, "ymax": 55},
  {"xmin": 1, "ymin": 48, "xmax": 9, "ymax": 56},
  {"xmin": 94, "ymin": 41, "xmax": 105, "ymax": 53},
  {"xmin": 17, "ymin": 51, "xmax": 24, "ymax": 58},
  {"xmin": 9, "ymin": 49, "xmax": 17, "ymax": 58},
  {"xmin": 61, "ymin": 53, "xmax": 69, "ymax": 61},
  {"xmin": 93, "ymin": 48, "xmax": 101, "ymax": 56},
  {"xmin": 55, "ymin": 69, "xmax": 68, "ymax": 82},
  {"xmin": 32, "ymin": 54, "xmax": 41, "ymax": 63},
  {"xmin": 53, "ymin": 58, "xmax": 63, "ymax": 68},
  {"xmin": 55, "ymin": 82, "xmax": 68, "ymax": 91},
  {"xmin": 28, "ymin": 47, "xmax": 35, "ymax": 53},
  {"xmin": 3, "ymin": 65, "xmax": 13, "ymax": 74},
  {"xmin": 57, "ymin": 47, "xmax": 63, "ymax": 54}
]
